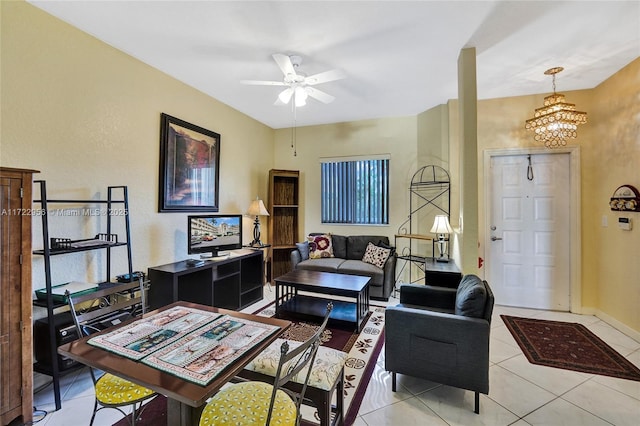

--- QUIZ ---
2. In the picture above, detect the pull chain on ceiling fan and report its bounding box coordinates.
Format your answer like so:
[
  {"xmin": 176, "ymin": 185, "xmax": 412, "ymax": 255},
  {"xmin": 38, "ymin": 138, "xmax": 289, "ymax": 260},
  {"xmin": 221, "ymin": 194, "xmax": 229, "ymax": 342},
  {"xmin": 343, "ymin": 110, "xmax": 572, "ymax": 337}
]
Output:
[{"xmin": 241, "ymin": 53, "xmax": 345, "ymax": 106}]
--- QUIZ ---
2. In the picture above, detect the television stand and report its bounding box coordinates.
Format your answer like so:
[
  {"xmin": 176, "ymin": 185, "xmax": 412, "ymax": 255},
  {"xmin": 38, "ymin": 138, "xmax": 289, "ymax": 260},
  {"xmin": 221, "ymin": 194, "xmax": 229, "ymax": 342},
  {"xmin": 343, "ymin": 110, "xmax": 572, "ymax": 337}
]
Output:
[
  {"xmin": 186, "ymin": 259, "xmax": 205, "ymax": 267},
  {"xmin": 148, "ymin": 250, "xmax": 263, "ymax": 311}
]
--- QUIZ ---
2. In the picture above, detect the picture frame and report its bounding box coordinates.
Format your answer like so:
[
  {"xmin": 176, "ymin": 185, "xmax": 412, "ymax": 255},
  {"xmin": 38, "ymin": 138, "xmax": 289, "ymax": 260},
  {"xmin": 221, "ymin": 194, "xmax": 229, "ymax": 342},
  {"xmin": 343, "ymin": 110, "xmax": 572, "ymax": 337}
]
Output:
[{"xmin": 159, "ymin": 113, "xmax": 220, "ymax": 212}]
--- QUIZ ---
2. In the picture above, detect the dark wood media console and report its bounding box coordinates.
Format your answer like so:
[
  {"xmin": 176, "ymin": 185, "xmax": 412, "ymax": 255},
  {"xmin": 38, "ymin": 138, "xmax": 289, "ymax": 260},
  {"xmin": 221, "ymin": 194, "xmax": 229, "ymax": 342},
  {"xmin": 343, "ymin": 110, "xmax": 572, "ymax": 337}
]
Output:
[{"xmin": 148, "ymin": 249, "xmax": 263, "ymax": 311}]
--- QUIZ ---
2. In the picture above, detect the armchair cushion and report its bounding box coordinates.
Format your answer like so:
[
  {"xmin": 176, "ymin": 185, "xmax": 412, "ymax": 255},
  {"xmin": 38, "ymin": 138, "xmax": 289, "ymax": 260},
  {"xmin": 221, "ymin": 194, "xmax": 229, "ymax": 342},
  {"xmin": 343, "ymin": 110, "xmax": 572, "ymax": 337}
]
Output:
[{"xmin": 455, "ymin": 275, "xmax": 487, "ymax": 318}]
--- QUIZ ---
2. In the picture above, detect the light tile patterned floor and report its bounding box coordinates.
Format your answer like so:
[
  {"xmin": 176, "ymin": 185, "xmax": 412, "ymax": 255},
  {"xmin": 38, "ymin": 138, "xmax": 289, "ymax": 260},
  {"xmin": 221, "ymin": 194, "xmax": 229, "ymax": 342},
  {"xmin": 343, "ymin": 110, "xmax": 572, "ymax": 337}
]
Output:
[{"xmin": 32, "ymin": 288, "xmax": 640, "ymax": 426}]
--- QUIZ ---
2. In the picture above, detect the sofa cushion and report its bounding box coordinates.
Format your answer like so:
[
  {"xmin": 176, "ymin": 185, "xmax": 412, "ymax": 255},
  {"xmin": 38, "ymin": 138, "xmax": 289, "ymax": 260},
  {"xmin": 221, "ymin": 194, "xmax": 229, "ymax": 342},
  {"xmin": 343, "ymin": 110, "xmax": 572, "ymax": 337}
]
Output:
[
  {"xmin": 298, "ymin": 258, "xmax": 345, "ymax": 272},
  {"xmin": 454, "ymin": 275, "xmax": 487, "ymax": 318},
  {"xmin": 346, "ymin": 236, "xmax": 390, "ymax": 260},
  {"xmin": 331, "ymin": 235, "xmax": 347, "ymax": 259},
  {"xmin": 337, "ymin": 260, "xmax": 384, "ymax": 286},
  {"xmin": 296, "ymin": 241, "xmax": 310, "ymax": 261},
  {"xmin": 362, "ymin": 242, "xmax": 391, "ymax": 269},
  {"xmin": 307, "ymin": 234, "xmax": 334, "ymax": 259}
]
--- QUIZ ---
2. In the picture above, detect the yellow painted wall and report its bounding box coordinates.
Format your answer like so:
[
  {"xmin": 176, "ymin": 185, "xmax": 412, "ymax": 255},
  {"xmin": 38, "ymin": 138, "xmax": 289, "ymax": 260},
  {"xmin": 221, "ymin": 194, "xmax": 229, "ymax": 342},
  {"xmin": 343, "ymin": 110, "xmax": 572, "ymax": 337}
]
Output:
[
  {"xmin": 458, "ymin": 48, "xmax": 479, "ymax": 274},
  {"xmin": 1, "ymin": 1, "xmax": 274, "ymax": 313},
  {"xmin": 473, "ymin": 58, "xmax": 640, "ymax": 332},
  {"xmin": 416, "ymin": 105, "xmax": 456, "ymax": 264},
  {"xmin": 272, "ymin": 117, "xmax": 418, "ymax": 244},
  {"xmin": 587, "ymin": 59, "xmax": 640, "ymax": 331}
]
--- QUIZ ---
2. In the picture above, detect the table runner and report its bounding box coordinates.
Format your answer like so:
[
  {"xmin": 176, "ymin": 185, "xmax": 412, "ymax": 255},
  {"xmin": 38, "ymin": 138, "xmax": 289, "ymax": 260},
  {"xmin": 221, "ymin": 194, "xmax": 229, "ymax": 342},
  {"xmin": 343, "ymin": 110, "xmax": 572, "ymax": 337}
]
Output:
[{"xmin": 88, "ymin": 306, "xmax": 280, "ymax": 385}]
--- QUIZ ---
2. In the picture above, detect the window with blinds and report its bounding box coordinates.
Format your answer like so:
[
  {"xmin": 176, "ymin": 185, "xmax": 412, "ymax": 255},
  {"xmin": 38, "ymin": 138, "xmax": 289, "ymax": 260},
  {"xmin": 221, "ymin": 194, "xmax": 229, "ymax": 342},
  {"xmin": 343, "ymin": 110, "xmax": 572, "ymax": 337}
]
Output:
[{"xmin": 320, "ymin": 156, "xmax": 389, "ymax": 225}]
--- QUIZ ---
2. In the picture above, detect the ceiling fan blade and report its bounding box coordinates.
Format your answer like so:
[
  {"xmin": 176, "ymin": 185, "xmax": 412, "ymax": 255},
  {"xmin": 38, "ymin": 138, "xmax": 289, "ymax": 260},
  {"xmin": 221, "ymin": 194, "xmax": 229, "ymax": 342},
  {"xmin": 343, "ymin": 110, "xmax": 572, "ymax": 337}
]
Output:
[
  {"xmin": 240, "ymin": 80, "xmax": 286, "ymax": 86},
  {"xmin": 305, "ymin": 87, "xmax": 335, "ymax": 104},
  {"xmin": 272, "ymin": 53, "xmax": 296, "ymax": 77},
  {"xmin": 275, "ymin": 87, "xmax": 293, "ymax": 105},
  {"xmin": 305, "ymin": 69, "xmax": 345, "ymax": 85}
]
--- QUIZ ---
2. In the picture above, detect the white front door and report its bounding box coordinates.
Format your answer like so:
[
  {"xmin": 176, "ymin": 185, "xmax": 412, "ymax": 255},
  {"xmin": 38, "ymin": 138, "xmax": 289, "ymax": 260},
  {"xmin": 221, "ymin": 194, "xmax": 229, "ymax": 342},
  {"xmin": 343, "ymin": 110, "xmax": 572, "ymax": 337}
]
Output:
[{"xmin": 487, "ymin": 153, "xmax": 571, "ymax": 310}]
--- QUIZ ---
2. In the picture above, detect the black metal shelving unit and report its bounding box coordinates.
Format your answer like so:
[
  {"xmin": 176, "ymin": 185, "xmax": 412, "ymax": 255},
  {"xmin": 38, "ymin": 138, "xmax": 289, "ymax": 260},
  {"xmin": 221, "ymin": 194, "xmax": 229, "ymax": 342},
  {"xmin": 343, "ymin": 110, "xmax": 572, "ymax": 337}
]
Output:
[
  {"xmin": 395, "ymin": 165, "xmax": 451, "ymax": 287},
  {"xmin": 32, "ymin": 182, "xmax": 134, "ymax": 410}
]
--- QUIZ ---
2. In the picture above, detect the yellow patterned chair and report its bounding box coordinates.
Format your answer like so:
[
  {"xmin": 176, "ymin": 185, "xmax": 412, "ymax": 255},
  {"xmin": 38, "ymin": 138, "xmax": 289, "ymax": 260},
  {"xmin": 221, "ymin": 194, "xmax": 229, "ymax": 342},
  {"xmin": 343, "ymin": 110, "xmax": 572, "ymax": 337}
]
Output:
[
  {"xmin": 199, "ymin": 303, "xmax": 334, "ymax": 426},
  {"xmin": 239, "ymin": 338, "xmax": 347, "ymax": 426},
  {"xmin": 66, "ymin": 280, "xmax": 157, "ymax": 425}
]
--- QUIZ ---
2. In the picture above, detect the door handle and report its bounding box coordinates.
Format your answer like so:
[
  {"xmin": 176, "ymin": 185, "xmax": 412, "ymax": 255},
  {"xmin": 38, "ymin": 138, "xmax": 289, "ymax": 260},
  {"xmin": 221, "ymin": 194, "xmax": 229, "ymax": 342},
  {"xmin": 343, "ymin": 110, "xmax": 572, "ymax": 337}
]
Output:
[{"xmin": 491, "ymin": 236, "xmax": 503, "ymax": 241}]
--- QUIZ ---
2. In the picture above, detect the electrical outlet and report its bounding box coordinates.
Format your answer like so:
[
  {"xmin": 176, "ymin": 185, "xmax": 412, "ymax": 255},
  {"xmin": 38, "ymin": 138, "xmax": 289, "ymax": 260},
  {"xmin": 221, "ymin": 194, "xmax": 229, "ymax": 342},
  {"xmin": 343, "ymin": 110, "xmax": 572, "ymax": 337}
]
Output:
[{"xmin": 602, "ymin": 215, "xmax": 608, "ymax": 227}]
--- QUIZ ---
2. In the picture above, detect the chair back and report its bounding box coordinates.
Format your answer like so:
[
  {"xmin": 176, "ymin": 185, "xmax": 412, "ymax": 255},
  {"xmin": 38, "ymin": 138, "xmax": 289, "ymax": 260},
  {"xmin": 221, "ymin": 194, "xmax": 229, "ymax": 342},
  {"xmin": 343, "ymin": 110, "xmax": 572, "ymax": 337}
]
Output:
[
  {"xmin": 482, "ymin": 280, "xmax": 495, "ymax": 324},
  {"xmin": 67, "ymin": 278, "xmax": 147, "ymax": 337},
  {"xmin": 267, "ymin": 302, "xmax": 333, "ymax": 426}
]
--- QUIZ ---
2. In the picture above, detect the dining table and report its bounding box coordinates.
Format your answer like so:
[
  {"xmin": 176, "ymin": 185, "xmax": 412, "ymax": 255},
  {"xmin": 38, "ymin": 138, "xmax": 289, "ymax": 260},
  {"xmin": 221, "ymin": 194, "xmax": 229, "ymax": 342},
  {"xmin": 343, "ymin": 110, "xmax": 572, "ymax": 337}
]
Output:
[{"xmin": 57, "ymin": 301, "xmax": 291, "ymax": 426}]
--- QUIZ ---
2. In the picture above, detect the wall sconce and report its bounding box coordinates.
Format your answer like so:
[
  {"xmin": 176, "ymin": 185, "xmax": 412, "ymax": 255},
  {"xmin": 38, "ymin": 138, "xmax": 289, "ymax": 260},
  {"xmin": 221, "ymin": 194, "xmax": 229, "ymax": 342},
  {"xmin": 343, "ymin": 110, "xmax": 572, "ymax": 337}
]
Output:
[
  {"xmin": 430, "ymin": 215, "xmax": 453, "ymax": 263},
  {"xmin": 247, "ymin": 197, "xmax": 270, "ymax": 247}
]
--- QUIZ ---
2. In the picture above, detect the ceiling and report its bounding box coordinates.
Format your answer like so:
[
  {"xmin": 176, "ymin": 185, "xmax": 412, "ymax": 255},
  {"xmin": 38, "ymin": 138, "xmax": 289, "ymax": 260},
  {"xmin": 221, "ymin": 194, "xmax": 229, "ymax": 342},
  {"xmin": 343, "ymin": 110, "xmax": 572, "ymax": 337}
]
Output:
[{"xmin": 29, "ymin": 1, "xmax": 640, "ymax": 129}]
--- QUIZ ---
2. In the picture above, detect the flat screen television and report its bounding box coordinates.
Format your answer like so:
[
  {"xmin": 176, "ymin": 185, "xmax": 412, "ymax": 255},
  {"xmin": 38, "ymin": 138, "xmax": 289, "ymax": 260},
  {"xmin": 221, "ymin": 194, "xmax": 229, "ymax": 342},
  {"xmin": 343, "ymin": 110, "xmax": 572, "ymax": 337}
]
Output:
[{"xmin": 188, "ymin": 214, "xmax": 243, "ymax": 257}]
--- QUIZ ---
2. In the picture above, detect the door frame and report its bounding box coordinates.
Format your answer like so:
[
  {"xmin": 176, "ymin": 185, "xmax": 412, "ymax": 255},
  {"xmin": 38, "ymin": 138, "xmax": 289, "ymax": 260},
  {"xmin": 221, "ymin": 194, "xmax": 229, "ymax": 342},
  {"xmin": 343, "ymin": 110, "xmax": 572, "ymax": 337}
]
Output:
[{"xmin": 483, "ymin": 147, "xmax": 582, "ymax": 313}]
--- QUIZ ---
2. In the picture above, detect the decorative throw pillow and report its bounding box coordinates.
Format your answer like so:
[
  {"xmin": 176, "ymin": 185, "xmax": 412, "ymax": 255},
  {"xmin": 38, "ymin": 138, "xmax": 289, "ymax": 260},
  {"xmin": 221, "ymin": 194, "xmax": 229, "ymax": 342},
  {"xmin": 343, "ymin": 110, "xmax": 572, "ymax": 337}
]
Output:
[
  {"xmin": 307, "ymin": 234, "xmax": 334, "ymax": 259},
  {"xmin": 362, "ymin": 242, "xmax": 391, "ymax": 269},
  {"xmin": 295, "ymin": 241, "xmax": 310, "ymax": 261},
  {"xmin": 376, "ymin": 240, "xmax": 396, "ymax": 256}
]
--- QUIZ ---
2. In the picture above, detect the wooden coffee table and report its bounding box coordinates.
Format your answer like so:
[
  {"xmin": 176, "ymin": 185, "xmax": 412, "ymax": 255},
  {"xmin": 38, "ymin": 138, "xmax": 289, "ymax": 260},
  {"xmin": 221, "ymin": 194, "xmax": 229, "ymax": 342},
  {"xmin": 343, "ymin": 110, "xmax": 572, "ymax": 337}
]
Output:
[{"xmin": 275, "ymin": 269, "xmax": 371, "ymax": 332}]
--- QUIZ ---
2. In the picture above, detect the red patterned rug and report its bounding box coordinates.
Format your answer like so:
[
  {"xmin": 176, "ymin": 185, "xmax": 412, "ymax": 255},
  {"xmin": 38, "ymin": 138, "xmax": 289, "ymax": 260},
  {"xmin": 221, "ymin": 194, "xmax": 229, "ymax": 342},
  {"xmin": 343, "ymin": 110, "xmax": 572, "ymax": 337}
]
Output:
[
  {"xmin": 501, "ymin": 315, "xmax": 640, "ymax": 381},
  {"xmin": 114, "ymin": 303, "xmax": 385, "ymax": 426}
]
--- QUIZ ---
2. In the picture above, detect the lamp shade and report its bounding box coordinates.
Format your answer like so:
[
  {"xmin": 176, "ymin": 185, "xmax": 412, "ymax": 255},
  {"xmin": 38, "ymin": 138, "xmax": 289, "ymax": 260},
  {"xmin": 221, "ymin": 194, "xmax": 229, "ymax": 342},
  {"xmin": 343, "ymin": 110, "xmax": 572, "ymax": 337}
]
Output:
[
  {"xmin": 430, "ymin": 215, "xmax": 452, "ymax": 234},
  {"xmin": 247, "ymin": 199, "xmax": 270, "ymax": 216}
]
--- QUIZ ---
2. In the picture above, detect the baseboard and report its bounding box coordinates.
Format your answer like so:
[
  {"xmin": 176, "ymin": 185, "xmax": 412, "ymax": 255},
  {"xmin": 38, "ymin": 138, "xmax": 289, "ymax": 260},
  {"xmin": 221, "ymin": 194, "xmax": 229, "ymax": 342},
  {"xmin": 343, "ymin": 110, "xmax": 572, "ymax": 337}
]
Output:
[{"xmin": 583, "ymin": 307, "xmax": 640, "ymax": 344}]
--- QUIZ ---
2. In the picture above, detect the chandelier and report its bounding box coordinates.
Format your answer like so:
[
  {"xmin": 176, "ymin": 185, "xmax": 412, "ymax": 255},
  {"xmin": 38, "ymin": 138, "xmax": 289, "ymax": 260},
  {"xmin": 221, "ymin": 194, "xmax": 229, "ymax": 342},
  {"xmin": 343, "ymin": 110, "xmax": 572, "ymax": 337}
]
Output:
[{"xmin": 525, "ymin": 67, "xmax": 587, "ymax": 148}]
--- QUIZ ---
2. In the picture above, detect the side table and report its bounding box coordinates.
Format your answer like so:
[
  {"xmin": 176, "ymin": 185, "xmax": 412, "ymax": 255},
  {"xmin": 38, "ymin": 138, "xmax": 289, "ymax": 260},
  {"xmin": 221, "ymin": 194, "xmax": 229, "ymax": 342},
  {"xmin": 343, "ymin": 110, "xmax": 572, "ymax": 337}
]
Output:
[{"xmin": 424, "ymin": 258, "xmax": 462, "ymax": 288}]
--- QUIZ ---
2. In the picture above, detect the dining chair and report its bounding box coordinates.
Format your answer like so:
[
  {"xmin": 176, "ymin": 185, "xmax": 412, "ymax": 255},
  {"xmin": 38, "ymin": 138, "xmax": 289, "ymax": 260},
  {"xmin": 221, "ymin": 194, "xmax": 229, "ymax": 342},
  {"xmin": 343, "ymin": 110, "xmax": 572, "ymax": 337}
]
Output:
[
  {"xmin": 199, "ymin": 302, "xmax": 334, "ymax": 426},
  {"xmin": 66, "ymin": 278, "xmax": 157, "ymax": 426}
]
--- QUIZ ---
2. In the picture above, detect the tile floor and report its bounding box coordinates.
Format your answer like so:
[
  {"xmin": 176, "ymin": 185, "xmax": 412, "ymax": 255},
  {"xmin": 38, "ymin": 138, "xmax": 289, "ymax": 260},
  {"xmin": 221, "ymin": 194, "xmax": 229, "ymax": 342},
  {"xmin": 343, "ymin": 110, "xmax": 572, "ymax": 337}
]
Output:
[{"xmin": 31, "ymin": 288, "xmax": 640, "ymax": 426}]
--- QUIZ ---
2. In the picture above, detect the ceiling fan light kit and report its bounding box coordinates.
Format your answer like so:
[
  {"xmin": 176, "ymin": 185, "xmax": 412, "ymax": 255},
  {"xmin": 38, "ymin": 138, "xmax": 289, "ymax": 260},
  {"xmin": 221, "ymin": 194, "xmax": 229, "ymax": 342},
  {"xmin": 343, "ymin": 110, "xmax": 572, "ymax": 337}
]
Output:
[
  {"xmin": 242, "ymin": 53, "xmax": 344, "ymax": 107},
  {"xmin": 242, "ymin": 53, "xmax": 345, "ymax": 157}
]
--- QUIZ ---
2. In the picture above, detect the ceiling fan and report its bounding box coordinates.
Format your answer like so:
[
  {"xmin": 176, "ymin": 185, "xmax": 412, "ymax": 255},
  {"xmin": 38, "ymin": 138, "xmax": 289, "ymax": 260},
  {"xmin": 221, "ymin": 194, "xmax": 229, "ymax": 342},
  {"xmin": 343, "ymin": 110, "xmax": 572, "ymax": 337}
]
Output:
[{"xmin": 241, "ymin": 54, "xmax": 345, "ymax": 107}]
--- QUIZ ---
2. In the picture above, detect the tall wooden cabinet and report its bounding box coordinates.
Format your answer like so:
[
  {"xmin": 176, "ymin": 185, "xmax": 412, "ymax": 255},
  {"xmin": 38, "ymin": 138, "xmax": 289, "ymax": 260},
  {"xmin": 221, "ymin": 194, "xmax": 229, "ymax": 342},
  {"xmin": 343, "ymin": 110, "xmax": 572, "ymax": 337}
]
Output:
[
  {"xmin": 0, "ymin": 167, "xmax": 37, "ymax": 426},
  {"xmin": 268, "ymin": 170, "xmax": 300, "ymax": 282}
]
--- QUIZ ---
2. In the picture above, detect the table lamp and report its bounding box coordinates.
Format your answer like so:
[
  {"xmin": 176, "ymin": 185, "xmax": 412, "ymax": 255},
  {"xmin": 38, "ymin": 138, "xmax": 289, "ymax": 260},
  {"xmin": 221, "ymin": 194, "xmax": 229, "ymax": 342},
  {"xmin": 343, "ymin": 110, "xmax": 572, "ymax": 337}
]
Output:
[
  {"xmin": 247, "ymin": 197, "xmax": 269, "ymax": 247},
  {"xmin": 430, "ymin": 215, "xmax": 453, "ymax": 263}
]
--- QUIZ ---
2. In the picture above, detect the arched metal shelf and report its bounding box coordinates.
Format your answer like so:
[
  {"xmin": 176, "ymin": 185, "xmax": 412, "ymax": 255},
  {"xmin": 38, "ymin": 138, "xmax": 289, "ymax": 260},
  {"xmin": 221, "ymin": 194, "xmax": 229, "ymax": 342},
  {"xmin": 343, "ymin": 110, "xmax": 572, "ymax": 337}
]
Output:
[{"xmin": 395, "ymin": 165, "xmax": 451, "ymax": 287}]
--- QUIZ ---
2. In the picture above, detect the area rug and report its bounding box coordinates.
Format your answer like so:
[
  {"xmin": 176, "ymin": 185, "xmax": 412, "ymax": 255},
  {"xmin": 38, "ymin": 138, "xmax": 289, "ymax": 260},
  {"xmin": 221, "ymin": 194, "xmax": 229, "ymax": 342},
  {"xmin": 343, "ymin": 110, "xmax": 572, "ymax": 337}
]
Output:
[
  {"xmin": 501, "ymin": 315, "xmax": 640, "ymax": 381},
  {"xmin": 114, "ymin": 302, "xmax": 385, "ymax": 426}
]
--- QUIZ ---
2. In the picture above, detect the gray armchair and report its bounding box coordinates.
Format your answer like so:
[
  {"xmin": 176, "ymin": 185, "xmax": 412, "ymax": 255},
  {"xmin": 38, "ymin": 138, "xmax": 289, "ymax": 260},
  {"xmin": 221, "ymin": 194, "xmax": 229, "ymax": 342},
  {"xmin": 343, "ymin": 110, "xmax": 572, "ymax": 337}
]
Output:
[{"xmin": 385, "ymin": 275, "xmax": 494, "ymax": 414}]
